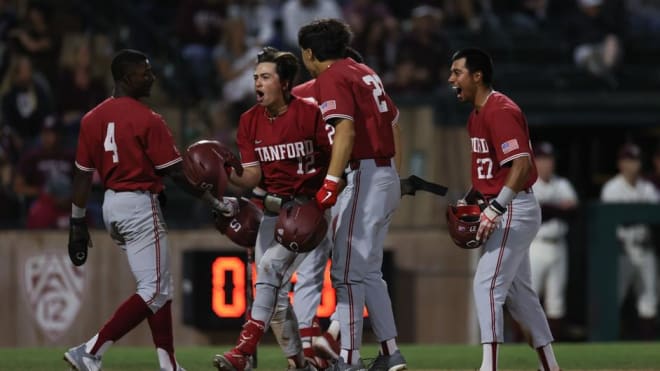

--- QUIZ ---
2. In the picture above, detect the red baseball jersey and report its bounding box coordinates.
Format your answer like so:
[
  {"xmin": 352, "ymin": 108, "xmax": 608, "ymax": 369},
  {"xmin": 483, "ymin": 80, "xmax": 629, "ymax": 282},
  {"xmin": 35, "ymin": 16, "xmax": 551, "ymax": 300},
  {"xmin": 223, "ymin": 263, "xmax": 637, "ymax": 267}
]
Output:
[
  {"xmin": 237, "ymin": 97, "xmax": 331, "ymax": 197},
  {"xmin": 75, "ymin": 97, "xmax": 181, "ymax": 193},
  {"xmin": 468, "ymin": 91, "xmax": 537, "ymax": 197},
  {"xmin": 292, "ymin": 79, "xmax": 317, "ymax": 103},
  {"xmin": 313, "ymin": 58, "xmax": 397, "ymax": 160}
]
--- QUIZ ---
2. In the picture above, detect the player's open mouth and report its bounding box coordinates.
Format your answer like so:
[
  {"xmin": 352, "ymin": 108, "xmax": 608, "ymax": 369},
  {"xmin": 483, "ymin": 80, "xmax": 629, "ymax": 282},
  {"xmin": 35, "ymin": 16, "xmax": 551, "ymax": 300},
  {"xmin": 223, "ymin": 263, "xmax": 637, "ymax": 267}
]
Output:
[
  {"xmin": 256, "ymin": 90, "xmax": 264, "ymax": 103},
  {"xmin": 452, "ymin": 86, "xmax": 462, "ymax": 98}
]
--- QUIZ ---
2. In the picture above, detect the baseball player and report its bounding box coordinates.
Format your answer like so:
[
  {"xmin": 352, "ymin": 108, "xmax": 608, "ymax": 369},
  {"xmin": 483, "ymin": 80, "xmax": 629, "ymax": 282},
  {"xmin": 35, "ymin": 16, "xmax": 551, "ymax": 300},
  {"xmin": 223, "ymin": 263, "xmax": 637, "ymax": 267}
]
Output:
[
  {"xmin": 298, "ymin": 19, "xmax": 406, "ymax": 371},
  {"xmin": 212, "ymin": 46, "xmax": 332, "ymax": 371},
  {"xmin": 63, "ymin": 49, "xmax": 235, "ymax": 371},
  {"xmin": 601, "ymin": 143, "xmax": 660, "ymax": 339},
  {"xmin": 448, "ymin": 48, "xmax": 560, "ymax": 371},
  {"xmin": 529, "ymin": 141, "xmax": 578, "ymax": 339},
  {"xmin": 289, "ymin": 46, "xmax": 388, "ymax": 365}
]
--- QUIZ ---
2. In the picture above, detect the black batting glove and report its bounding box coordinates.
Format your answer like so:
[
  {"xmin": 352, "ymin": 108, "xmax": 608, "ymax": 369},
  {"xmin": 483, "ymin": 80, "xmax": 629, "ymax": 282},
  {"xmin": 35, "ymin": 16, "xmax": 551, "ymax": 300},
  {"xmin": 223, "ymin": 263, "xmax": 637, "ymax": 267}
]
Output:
[{"xmin": 68, "ymin": 217, "xmax": 92, "ymax": 266}]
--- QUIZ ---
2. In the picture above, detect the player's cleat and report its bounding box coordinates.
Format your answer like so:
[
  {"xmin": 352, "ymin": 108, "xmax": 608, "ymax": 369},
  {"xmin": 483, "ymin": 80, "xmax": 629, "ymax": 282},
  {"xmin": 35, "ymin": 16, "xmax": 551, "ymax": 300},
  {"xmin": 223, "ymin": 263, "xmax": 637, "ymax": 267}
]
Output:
[
  {"xmin": 304, "ymin": 347, "xmax": 330, "ymax": 369},
  {"xmin": 328, "ymin": 357, "xmax": 367, "ymax": 371},
  {"xmin": 367, "ymin": 350, "xmax": 407, "ymax": 371},
  {"xmin": 313, "ymin": 331, "xmax": 340, "ymax": 360},
  {"xmin": 213, "ymin": 349, "xmax": 253, "ymax": 371},
  {"xmin": 63, "ymin": 344, "xmax": 102, "ymax": 371}
]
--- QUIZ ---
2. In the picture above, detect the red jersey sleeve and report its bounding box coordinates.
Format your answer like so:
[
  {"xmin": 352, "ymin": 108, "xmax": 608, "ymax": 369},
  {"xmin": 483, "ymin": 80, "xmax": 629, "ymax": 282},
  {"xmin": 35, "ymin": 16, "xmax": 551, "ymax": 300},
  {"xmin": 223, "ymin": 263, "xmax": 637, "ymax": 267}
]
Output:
[
  {"xmin": 486, "ymin": 107, "xmax": 532, "ymax": 166},
  {"xmin": 317, "ymin": 75, "xmax": 355, "ymax": 123},
  {"xmin": 144, "ymin": 113, "xmax": 182, "ymax": 170},
  {"xmin": 313, "ymin": 105, "xmax": 332, "ymax": 156},
  {"xmin": 237, "ymin": 112, "xmax": 259, "ymax": 167}
]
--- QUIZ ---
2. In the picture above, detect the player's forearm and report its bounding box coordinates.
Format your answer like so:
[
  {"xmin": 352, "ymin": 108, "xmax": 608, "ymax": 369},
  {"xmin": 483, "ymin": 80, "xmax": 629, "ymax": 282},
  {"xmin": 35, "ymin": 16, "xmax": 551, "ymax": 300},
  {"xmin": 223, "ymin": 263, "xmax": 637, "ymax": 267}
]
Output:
[
  {"xmin": 493, "ymin": 156, "xmax": 532, "ymax": 208},
  {"xmin": 71, "ymin": 168, "xmax": 94, "ymax": 211},
  {"xmin": 503, "ymin": 156, "xmax": 532, "ymax": 192},
  {"xmin": 327, "ymin": 119, "xmax": 355, "ymax": 178},
  {"xmin": 229, "ymin": 166, "xmax": 261, "ymax": 190},
  {"xmin": 392, "ymin": 123, "xmax": 402, "ymax": 173}
]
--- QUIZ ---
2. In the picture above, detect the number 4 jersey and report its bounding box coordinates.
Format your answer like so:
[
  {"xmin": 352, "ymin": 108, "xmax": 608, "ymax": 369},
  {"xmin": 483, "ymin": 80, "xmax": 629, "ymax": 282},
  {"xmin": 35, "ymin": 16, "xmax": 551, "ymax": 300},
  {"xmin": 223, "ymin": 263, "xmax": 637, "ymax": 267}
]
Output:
[
  {"xmin": 75, "ymin": 97, "xmax": 182, "ymax": 193},
  {"xmin": 468, "ymin": 91, "xmax": 537, "ymax": 198},
  {"xmin": 236, "ymin": 97, "xmax": 332, "ymax": 197},
  {"xmin": 312, "ymin": 57, "xmax": 398, "ymax": 161}
]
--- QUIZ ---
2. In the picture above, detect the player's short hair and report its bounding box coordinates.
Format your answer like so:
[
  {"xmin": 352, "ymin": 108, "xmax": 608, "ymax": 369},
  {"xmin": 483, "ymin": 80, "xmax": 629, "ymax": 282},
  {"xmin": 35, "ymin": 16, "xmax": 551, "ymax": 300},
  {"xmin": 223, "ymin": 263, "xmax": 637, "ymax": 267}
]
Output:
[
  {"xmin": 111, "ymin": 49, "xmax": 148, "ymax": 82},
  {"xmin": 257, "ymin": 47, "xmax": 299, "ymax": 91},
  {"xmin": 298, "ymin": 18, "xmax": 353, "ymax": 61},
  {"xmin": 344, "ymin": 46, "xmax": 364, "ymax": 63},
  {"xmin": 451, "ymin": 48, "xmax": 494, "ymax": 86}
]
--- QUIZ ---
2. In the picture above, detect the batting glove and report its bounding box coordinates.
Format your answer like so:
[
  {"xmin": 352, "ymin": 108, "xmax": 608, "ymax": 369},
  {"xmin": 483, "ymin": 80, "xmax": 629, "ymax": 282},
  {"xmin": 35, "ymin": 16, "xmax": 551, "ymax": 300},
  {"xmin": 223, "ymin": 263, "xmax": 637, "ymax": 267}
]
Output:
[
  {"xmin": 476, "ymin": 200, "xmax": 506, "ymax": 242},
  {"xmin": 315, "ymin": 175, "xmax": 340, "ymax": 210},
  {"xmin": 218, "ymin": 149, "xmax": 244, "ymax": 177},
  {"xmin": 217, "ymin": 197, "xmax": 240, "ymax": 217},
  {"xmin": 68, "ymin": 217, "xmax": 92, "ymax": 266}
]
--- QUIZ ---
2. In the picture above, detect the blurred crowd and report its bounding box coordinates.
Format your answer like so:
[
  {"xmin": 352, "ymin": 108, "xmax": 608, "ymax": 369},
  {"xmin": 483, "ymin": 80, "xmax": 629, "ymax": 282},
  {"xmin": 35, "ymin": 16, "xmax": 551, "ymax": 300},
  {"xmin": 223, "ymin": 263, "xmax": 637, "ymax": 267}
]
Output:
[{"xmin": 0, "ymin": 0, "xmax": 659, "ymax": 230}]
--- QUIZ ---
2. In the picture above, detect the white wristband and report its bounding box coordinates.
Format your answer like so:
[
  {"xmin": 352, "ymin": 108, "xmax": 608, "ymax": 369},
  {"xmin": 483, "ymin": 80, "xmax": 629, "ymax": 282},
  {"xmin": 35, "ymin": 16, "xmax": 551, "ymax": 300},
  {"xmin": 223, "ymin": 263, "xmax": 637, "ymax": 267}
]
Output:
[
  {"xmin": 494, "ymin": 186, "xmax": 516, "ymax": 207},
  {"xmin": 72, "ymin": 204, "xmax": 86, "ymax": 218},
  {"xmin": 325, "ymin": 174, "xmax": 341, "ymax": 183}
]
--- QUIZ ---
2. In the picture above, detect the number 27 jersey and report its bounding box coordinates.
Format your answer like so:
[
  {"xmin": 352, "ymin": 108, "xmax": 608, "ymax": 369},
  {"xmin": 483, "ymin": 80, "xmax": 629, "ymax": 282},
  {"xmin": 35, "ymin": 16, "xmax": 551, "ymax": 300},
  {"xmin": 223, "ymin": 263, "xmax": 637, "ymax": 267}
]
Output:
[
  {"xmin": 468, "ymin": 91, "xmax": 537, "ymax": 197},
  {"xmin": 75, "ymin": 97, "xmax": 182, "ymax": 193}
]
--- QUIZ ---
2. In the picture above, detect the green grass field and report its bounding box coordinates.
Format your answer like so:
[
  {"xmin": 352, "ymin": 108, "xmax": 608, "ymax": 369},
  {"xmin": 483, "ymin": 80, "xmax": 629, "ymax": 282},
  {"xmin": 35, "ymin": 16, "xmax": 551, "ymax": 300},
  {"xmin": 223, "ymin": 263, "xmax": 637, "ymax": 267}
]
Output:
[{"xmin": 1, "ymin": 342, "xmax": 659, "ymax": 370}]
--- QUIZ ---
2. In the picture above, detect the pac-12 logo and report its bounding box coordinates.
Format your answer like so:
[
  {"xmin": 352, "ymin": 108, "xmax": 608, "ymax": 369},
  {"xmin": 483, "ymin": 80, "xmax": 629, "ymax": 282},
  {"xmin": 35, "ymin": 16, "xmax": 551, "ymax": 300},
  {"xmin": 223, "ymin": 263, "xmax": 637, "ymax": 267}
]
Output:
[{"xmin": 22, "ymin": 250, "xmax": 84, "ymax": 341}]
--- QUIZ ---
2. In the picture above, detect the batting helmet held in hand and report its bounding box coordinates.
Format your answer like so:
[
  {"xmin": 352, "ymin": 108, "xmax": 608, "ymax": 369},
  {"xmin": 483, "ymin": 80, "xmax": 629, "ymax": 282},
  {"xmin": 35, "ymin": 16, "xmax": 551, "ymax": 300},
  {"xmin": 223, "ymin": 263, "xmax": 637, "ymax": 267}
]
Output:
[
  {"xmin": 183, "ymin": 140, "xmax": 228, "ymax": 198},
  {"xmin": 275, "ymin": 199, "xmax": 328, "ymax": 253},
  {"xmin": 214, "ymin": 197, "xmax": 263, "ymax": 247},
  {"xmin": 446, "ymin": 203, "xmax": 482, "ymax": 249}
]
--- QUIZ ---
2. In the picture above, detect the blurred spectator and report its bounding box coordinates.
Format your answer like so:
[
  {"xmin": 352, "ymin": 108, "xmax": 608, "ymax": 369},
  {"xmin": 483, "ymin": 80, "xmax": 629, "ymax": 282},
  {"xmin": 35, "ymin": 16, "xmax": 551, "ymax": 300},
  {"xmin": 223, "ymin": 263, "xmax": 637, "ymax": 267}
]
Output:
[
  {"xmin": 176, "ymin": 0, "xmax": 227, "ymax": 101},
  {"xmin": 0, "ymin": 0, "xmax": 17, "ymax": 84},
  {"xmin": 212, "ymin": 18, "xmax": 261, "ymax": 136},
  {"xmin": 601, "ymin": 143, "xmax": 660, "ymax": 340},
  {"xmin": 227, "ymin": 0, "xmax": 277, "ymax": 47},
  {"xmin": 506, "ymin": 0, "xmax": 552, "ymax": 32},
  {"xmin": 388, "ymin": 5, "xmax": 450, "ymax": 94},
  {"xmin": 25, "ymin": 172, "xmax": 72, "ymax": 229},
  {"xmin": 648, "ymin": 144, "xmax": 660, "ymax": 190},
  {"xmin": 280, "ymin": 0, "xmax": 342, "ymax": 51},
  {"xmin": 13, "ymin": 117, "xmax": 74, "ymax": 208},
  {"xmin": 626, "ymin": 0, "xmax": 660, "ymax": 39},
  {"xmin": 1, "ymin": 54, "xmax": 54, "ymax": 150},
  {"xmin": 343, "ymin": 0, "xmax": 395, "ymax": 38},
  {"xmin": 0, "ymin": 124, "xmax": 20, "ymax": 227},
  {"xmin": 562, "ymin": 0, "xmax": 623, "ymax": 86},
  {"xmin": 348, "ymin": 0, "xmax": 399, "ymax": 79},
  {"xmin": 56, "ymin": 34, "xmax": 108, "ymax": 144},
  {"xmin": 8, "ymin": 1, "xmax": 60, "ymax": 85},
  {"xmin": 529, "ymin": 141, "xmax": 578, "ymax": 340}
]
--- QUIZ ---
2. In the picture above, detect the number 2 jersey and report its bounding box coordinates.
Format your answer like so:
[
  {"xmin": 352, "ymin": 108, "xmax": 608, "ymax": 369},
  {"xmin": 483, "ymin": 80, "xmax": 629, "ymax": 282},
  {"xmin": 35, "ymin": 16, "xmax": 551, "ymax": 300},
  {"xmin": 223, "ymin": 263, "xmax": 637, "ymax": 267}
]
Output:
[
  {"xmin": 468, "ymin": 91, "xmax": 537, "ymax": 197},
  {"xmin": 310, "ymin": 57, "xmax": 398, "ymax": 160},
  {"xmin": 237, "ymin": 97, "xmax": 331, "ymax": 197},
  {"xmin": 75, "ymin": 97, "xmax": 182, "ymax": 193}
]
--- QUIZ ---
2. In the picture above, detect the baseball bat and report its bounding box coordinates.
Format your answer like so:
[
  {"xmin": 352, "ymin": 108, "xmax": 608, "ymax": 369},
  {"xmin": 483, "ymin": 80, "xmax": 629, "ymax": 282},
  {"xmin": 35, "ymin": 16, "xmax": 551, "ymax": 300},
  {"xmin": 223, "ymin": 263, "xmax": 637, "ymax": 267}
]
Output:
[
  {"xmin": 400, "ymin": 174, "xmax": 448, "ymax": 197},
  {"xmin": 245, "ymin": 247, "xmax": 257, "ymax": 368}
]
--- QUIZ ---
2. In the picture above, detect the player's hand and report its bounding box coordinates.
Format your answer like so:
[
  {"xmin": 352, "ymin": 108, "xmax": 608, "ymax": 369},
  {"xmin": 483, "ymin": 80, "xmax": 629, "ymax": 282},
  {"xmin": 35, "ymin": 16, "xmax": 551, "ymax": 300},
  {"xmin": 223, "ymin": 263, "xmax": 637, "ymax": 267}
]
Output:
[
  {"xmin": 68, "ymin": 217, "xmax": 92, "ymax": 266},
  {"xmin": 215, "ymin": 196, "xmax": 240, "ymax": 217},
  {"xmin": 476, "ymin": 201, "xmax": 506, "ymax": 242},
  {"xmin": 219, "ymin": 149, "xmax": 243, "ymax": 177},
  {"xmin": 315, "ymin": 176, "xmax": 340, "ymax": 210}
]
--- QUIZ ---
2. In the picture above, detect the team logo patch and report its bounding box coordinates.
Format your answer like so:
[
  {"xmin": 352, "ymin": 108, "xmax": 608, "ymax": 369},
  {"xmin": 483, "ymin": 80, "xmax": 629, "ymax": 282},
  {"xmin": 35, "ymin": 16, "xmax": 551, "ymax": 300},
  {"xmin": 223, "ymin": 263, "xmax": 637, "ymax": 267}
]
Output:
[
  {"xmin": 22, "ymin": 250, "xmax": 85, "ymax": 341},
  {"xmin": 501, "ymin": 139, "xmax": 519, "ymax": 154},
  {"xmin": 320, "ymin": 100, "xmax": 336, "ymax": 114}
]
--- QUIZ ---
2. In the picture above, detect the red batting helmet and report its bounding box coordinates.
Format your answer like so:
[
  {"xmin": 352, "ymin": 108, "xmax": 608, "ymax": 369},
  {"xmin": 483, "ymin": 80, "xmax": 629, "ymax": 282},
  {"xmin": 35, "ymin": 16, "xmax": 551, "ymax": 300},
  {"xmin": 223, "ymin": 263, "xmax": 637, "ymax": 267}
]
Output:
[
  {"xmin": 183, "ymin": 140, "xmax": 228, "ymax": 198},
  {"xmin": 446, "ymin": 203, "xmax": 483, "ymax": 249},
  {"xmin": 214, "ymin": 197, "xmax": 263, "ymax": 247},
  {"xmin": 275, "ymin": 200, "xmax": 328, "ymax": 253}
]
